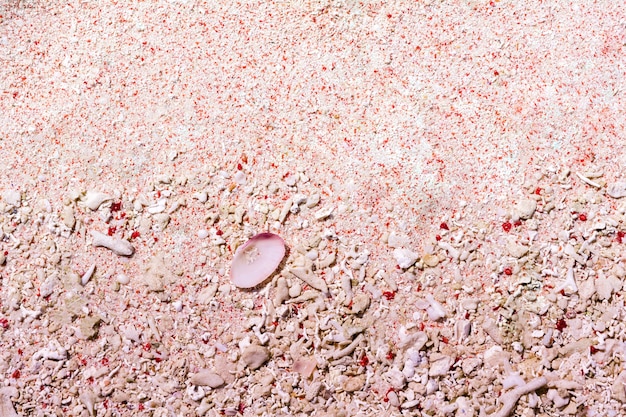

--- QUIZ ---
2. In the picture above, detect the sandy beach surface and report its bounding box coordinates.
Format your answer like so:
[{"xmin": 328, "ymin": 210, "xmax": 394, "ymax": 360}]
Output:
[{"xmin": 1, "ymin": 1, "xmax": 625, "ymax": 416}]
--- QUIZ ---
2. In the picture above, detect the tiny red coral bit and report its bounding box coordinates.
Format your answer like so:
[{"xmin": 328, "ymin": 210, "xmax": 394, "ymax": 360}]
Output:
[
  {"xmin": 502, "ymin": 222, "xmax": 512, "ymax": 232},
  {"xmin": 578, "ymin": 213, "xmax": 587, "ymax": 221},
  {"xmin": 383, "ymin": 291, "xmax": 396, "ymax": 301},
  {"xmin": 556, "ymin": 319, "xmax": 567, "ymax": 331},
  {"xmin": 359, "ymin": 354, "xmax": 369, "ymax": 367},
  {"xmin": 440, "ymin": 222, "xmax": 449, "ymax": 230}
]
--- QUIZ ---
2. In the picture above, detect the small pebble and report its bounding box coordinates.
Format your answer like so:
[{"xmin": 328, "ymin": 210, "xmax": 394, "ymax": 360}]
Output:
[
  {"xmin": 190, "ymin": 370, "xmax": 225, "ymax": 388},
  {"xmin": 3, "ymin": 190, "xmax": 21, "ymax": 207},
  {"xmin": 241, "ymin": 345, "xmax": 270, "ymax": 370},
  {"xmin": 305, "ymin": 194, "xmax": 320, "ymax": 208},
  {"xmin": 515, "ymin": 199, "xmax": 537, "ymax": 220},
  {"xmin": 607, "ymin": 182, "xmax": 626, "ymax": 199},
  {"xmin": 342, "ymin": 375, "xmax": 365, "ymax": 392},
  {"xmin": 116, "ymin": 274, "xmax": 130, "ymax": 285},
  {"xmin": 314, "ymin": 206, "xmax": 333, "ymax": 221},
  {"xmin": 393, "ymin": 248, "xmax": 419, "ymax": 269}
]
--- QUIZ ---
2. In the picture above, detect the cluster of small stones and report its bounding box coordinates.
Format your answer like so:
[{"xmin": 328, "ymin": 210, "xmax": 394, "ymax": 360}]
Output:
[{"xmin": 1, "ymin": 162, "xmax": 626, "ymax": 417}]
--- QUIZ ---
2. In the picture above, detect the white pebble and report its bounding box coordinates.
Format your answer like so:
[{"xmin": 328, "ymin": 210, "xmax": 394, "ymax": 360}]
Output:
[
  {"xmin": 306, "ymin": 194, "xmax": 320, "ymax": 208},
  {"xmin": 438, "ymin": 241, "xmax": 460, "ymax": 260},
  {"xmin": 393, "ymin": 248, "xmax": 419, "ymax": 269},
  {"xmin": 147, "ymin": 198, "xmax": 167, "ymax": 214},
  {"xmin": 234, "ymin": 171, "xmax": 247, "ymax": 185},
  {"xmin": 425, "ymin": 294, "xmax": 447, "ymax": 321},
  {"xmin": 502, "ymin": 373, "xmax": 525, "ymax": 390},
  {"xmin": 3, "ymin": 189, "xmax": 21, "ymax": 206},
  {"xmin": 193, "ymin": 191, "xmax": 208, "ymax": 203},
  {"xmin": 428, "ymin": 354, "xmax": 453, "ymax": 377},
  {"xmin": 285, "ymin": 175, "xmax": 297, "ymax": 186},
  {"xmin": 314, "ymin": 206, "xmax": 334, "ymax": 221},
  {"xmin": 190, "ymin": 370, "xmax": 224, "ymax": 388},
  {"xmin": 197, "ymin": 229, "xmax": 209, "ymax": 239},
  {"xmin": 116, "ymin": 274, "xmax": 130, "ymax": 285},
  {"xmin": 40, "ymin": 274, "xmax": 59, "ymax": 298},
  {"xmin": 607, "ymin": 182, "xmax": 626, "ymax": 198},
  {"xmin": 515, "ymin": 199, "xmax": 537, "ymax": 220},
  {"xmin": 173, "ymin": 300, "xmax": 183, "ymax": 312},
  {"xmin": 186, "ymin": 385, "xmax": 205, "ymax": 401}
]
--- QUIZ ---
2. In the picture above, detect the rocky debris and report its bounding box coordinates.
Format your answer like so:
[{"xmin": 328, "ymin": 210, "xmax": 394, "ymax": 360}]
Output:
[
  {"xmin": 190, "ymin": 370, "xmax": 225, "ymax": 388},
  {"xmin": 607, "ymin": 182, "xmax": 626, "ymax": 198},
  {"xmin": 342, "ymin": 375, "xmax": 365, "ymax": 392},
  {"xmin": 241, "ymin": 345, "xmax": 270, "ymax": 370},
  {"xmin": 514, "ymin": 199, "xmax": 537, "ymax": 220},
  {"xmin": 79, "ymin": 316, "xmax": 102, "ymax": 340},
  {"xmin": 2, "ymin": 152, "xmax": 626, "ymax": 417},
  {"xmin": 393, "ymin": 248, "xmax": 419, "ymax": 269},
  {"xmin": 293, "ymin": 357, "xmax": 317, "ymax": 379},
  {"xmin": 0, "ymin": 388, "xmax": 18, "ymax": 417}
]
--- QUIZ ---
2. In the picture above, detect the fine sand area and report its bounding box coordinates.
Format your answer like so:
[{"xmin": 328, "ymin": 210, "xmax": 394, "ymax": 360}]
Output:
[{"xmin": 1, "ymin": 1, "xmax": 625, "ymax": 416}]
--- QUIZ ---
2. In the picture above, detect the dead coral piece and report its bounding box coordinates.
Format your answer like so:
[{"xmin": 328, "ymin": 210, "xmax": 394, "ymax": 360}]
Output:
[{"xmin": 491, "ymin": 377, "xmax": 547, "ymax": 417}]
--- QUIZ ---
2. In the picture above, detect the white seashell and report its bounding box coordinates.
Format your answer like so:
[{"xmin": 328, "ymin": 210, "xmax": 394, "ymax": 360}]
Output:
[
  {"xmin": 230, "ymin": 233, "xmax": 285, "ymax": 288},
  {"xmin": 393, "ymin": 248, "xmax": 419, "ymax": 269},
  {"xmin": 186, "ymin": 385, "xmax": 205, "ymax": 401}
]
